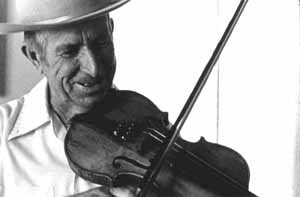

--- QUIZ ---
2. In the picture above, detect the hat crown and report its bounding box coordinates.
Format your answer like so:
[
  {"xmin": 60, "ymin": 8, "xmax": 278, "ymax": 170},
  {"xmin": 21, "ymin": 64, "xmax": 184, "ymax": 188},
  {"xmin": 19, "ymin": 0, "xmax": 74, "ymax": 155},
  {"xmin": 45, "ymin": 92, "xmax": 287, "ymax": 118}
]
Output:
[
  {"xmin": 9, "ymin": 0, "xmax": 117, "ymax": 24},
  {"xmin": 0, "ymin": 0, "xmax": 129, "ymax": 33}
]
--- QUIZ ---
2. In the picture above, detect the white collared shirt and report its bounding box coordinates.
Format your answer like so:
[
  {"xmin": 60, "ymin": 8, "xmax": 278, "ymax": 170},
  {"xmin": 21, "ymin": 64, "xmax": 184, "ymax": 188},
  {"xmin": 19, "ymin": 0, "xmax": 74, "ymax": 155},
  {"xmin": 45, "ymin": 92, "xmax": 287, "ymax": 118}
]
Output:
[{"xmin": 0, "ymin": 78, "xmax": 98, "ymax": 196}]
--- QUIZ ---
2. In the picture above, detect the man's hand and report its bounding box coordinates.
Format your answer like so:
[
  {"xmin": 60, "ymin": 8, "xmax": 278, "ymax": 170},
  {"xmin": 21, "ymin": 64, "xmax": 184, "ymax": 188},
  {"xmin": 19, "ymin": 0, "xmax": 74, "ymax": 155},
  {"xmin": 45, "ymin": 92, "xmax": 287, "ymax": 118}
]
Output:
[
  {"xmin": 109, "ymin": 187, "xmax": 138, "ymax": 197},
  {"xmin": 69, "ymin": 186, "xmax": 138, "ymax": 197}
]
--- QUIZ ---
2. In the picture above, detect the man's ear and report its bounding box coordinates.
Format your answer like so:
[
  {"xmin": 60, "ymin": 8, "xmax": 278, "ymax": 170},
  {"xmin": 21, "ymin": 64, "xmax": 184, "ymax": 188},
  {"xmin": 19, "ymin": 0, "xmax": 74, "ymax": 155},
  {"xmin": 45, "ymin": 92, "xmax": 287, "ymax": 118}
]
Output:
[
  {"xmin": 109, "ymin": 18, "xmax": 114, "ymax": 33},
  {"xmin": 21, "ymin": 45, "xmax": 43, "ymax": 73}
]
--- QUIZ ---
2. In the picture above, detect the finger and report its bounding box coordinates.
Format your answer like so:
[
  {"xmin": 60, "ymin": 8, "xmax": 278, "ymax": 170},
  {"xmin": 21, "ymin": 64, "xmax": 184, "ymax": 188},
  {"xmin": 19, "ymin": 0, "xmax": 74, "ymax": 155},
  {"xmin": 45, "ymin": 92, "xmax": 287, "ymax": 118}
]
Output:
[
  {"xmin": 109, "ymin": 187, "xmax": 138, "ymax": 197},
  {"xmin": 69, "ymin": 187, "xmax": 114, "ymax": 197}
]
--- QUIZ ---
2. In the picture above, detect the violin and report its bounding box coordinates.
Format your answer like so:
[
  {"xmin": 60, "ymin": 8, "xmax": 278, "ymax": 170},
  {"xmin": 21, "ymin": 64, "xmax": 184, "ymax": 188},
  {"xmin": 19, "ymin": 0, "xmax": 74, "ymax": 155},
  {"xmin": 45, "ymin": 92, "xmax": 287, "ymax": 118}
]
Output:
[
  {"xmin": 65, "ymin": 89, "xmax": 256, "ymax": 197},
  {"xmin": 64, "ymin": 0, "xmax": 258, "ymax": 196}
]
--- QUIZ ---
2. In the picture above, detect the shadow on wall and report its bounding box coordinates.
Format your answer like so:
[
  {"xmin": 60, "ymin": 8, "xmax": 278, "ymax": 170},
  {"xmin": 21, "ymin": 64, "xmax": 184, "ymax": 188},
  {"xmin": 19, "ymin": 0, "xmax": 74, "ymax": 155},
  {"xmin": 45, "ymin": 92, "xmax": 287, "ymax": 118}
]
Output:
[
  {"xmin": 0, "ymin": 0, "xmax": 7, "ymax": 96},
  {"xmin": 294, "ymin": 2, "xmax": 300, "ymax": 197},
  {"xmin": 0, "ymin": 36, "xmax": 6, "ymax": 96},
  {"xmin": 294, "ymin": 102, "xmax": 300, "ymax": 196}
]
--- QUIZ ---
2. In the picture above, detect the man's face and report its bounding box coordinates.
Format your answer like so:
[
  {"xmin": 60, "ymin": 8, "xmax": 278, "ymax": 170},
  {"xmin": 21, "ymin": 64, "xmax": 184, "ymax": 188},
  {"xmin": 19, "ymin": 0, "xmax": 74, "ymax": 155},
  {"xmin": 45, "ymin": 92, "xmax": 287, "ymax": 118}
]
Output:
[{"xmin": 39, "ymin": 17, "xmax": 116, "ymax": 116}]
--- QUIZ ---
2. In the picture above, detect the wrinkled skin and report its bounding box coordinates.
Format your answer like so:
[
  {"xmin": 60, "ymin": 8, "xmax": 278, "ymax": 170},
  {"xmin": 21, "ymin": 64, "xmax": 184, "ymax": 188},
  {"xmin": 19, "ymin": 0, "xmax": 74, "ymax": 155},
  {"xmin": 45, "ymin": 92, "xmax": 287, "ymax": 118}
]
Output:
[{"xmin": 25, "ymin": 16, "xmax": 116, "ymax": 123}]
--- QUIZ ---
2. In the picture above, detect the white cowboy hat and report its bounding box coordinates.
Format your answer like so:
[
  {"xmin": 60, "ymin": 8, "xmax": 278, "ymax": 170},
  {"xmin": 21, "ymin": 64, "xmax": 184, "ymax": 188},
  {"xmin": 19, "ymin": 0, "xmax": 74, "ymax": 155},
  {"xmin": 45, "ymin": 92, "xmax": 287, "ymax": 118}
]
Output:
[{"xmin": 0, "ymin": 0, "xmax": 130, "ymax": 34}]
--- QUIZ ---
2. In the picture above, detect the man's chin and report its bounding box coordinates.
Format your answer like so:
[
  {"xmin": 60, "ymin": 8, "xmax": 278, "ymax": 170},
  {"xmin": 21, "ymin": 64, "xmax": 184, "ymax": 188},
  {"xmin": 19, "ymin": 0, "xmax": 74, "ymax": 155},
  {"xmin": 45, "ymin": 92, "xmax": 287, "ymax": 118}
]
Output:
[{"xmin": 73, "ymin": 95, "xmax": 104, "ymax": 113}]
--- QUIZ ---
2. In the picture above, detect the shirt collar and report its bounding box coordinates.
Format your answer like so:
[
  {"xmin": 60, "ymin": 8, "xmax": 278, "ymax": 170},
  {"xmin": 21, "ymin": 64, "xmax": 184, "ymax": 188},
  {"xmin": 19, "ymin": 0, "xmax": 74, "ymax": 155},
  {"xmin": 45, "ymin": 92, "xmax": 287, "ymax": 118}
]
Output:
[{"xmin": 8, "ymin": 77, "xmax": 51, "ymax": 141}]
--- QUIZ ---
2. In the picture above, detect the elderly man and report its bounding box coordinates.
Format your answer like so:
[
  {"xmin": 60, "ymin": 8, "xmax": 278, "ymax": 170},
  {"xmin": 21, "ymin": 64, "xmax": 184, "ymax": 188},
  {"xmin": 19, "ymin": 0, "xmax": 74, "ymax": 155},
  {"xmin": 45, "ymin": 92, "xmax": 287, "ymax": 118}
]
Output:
[
  {"xmin": 0, "ymin": 0, "xmax": 259, "ymax": 196},
  {"xmin": 0, "ymin": 0, "xmax": 138, "ymax": 196}
]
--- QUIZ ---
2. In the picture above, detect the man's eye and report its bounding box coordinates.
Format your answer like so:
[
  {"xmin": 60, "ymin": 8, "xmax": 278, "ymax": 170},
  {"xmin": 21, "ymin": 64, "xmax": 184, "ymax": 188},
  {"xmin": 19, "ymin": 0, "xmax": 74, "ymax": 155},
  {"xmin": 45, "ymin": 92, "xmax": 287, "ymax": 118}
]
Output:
[{"xmin": 60, "ymin": 46, "xmax": 79, "ymax": 58}]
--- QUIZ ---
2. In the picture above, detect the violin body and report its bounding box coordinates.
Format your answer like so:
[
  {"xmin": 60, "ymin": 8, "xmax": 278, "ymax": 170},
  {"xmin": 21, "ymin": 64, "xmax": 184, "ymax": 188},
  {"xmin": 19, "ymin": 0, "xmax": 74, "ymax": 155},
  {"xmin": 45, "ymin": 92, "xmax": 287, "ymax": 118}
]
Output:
[{"xmin": 65, "ymin": 89, "xmax": 257, "ymax": 197}]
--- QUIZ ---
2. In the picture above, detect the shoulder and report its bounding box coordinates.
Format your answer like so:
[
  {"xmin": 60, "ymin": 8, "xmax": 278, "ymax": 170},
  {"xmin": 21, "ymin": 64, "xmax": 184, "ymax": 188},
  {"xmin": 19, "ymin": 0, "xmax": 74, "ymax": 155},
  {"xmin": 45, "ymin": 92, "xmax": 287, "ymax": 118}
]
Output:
[
  {"xmin": 0, "ymin": 78, "xmax": 48, "ymax": 145},
  {"xmin": 0, "ymin": 97, "xmax": 25, "ymax": 143}
]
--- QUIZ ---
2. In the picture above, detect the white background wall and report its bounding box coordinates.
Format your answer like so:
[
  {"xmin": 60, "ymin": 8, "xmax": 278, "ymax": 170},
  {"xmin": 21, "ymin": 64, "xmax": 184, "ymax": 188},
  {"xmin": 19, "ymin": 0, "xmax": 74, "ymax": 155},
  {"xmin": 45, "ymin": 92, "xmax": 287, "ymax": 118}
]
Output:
[
  {"xmin": 216, "ymin": 1, "xmax": 299, "ymax": 197},
  {"xmin": 0, "ymin": 0, "xmax": 299, "ymax": 197}
]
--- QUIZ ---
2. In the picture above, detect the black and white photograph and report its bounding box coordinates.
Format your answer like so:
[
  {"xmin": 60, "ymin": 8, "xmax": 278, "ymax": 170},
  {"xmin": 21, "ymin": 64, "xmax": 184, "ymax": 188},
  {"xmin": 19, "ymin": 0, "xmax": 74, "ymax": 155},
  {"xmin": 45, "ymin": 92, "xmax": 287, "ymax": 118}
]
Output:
[{"xmin": 0, "ymin": 0, "xmax": 299, "ymax": 196}]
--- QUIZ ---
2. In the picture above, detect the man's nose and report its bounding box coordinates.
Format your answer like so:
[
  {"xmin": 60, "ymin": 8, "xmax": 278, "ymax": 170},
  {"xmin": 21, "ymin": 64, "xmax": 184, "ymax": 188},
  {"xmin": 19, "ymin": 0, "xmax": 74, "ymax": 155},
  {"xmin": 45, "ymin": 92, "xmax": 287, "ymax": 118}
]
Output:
[{"xmin": 80, "ymin": 47, "xmax": 99, "ymax": 78}]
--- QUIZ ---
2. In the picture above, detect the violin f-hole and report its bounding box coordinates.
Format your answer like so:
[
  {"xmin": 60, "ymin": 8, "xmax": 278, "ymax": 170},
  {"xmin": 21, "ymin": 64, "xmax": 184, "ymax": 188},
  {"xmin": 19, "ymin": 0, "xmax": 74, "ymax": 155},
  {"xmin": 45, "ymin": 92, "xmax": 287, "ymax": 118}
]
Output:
[{"xmin": 113, "ymin": 156, "xmax": 150, "ymax": 170}]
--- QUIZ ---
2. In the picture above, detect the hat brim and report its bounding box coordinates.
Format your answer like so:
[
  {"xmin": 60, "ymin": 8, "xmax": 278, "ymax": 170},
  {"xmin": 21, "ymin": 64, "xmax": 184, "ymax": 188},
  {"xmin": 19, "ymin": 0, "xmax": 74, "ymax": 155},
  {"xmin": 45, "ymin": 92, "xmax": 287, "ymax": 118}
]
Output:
[{"xmin": 0, "ymin": 0, "xmax": 129, "ymax": 34}]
